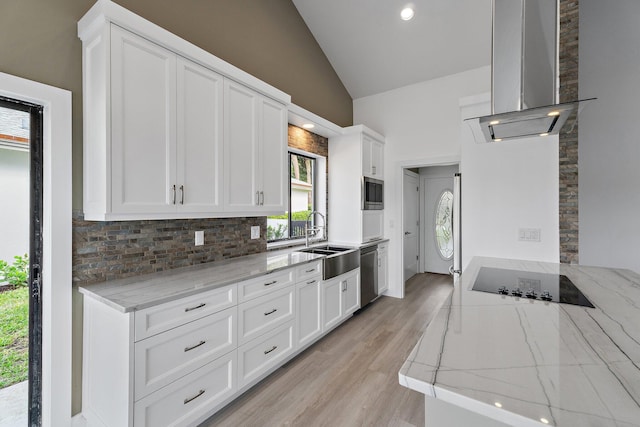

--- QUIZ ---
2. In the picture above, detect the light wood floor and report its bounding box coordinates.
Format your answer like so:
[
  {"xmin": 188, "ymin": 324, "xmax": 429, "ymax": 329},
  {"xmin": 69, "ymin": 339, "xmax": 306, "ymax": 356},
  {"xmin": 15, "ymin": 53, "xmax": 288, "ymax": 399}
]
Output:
[{"xmin": 200, "ymin": 273, "xmax": 453, "ymax": 427}]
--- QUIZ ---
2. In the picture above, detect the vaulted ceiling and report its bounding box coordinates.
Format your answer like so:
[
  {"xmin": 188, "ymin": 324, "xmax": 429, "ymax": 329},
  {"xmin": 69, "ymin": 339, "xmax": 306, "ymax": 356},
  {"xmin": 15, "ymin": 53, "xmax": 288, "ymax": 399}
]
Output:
[{"xmin": 292, "ymin": 0, "xmax": 492, "ymax": 99}]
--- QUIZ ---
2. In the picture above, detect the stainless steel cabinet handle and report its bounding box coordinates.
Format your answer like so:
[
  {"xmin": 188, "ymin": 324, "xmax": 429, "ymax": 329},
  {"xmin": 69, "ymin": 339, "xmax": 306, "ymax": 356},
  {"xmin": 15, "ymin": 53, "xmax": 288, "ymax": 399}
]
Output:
[
  {"xmin": 264, "ymin": 280, "xmax": 278, "ymax": 286},
  {"xmin": 172, "ymin": 184, "xmax": 176, "ymax": 205},
  {"xmin": 256, "ymin": 191, "xmax": 260, "ymax": 205},
  {"xmin": 306, "ymin": 280, "xmax": 316, "ymax": 285},
  {"xmin": 305, "ymin": 268, "xmax": 316, "ymax": 273},
  {"xmin": 264, "ymin": 308, "xmax": 278, "ymax": 316},
  {"xmin": 404, "ymin": 231, "xmax": 411, "ymax": 235},
  {"xmin": 260, "ymin": 191, "xmax": 264, "ymax": 205},
  {"xmin": 184, "ymin": 340, "xmax": 206, "ymax": 352},
  {"xmin": 184, "ymin": 303, "xmax": 206, "ymax": 312},
  {"xmin": 264, "ymin": 345, "xmax": 278, "ymax": 355},
  {"xmin": 183, "ymin": 389, "xmax": 205, "ymax": 405},
  {"xmin": 372, "ymin": 165, "xmax": 376, "ymax": 175},
  {"xmin": 180, "ymin": 185, "xmax": 184, "ymax": 205}
]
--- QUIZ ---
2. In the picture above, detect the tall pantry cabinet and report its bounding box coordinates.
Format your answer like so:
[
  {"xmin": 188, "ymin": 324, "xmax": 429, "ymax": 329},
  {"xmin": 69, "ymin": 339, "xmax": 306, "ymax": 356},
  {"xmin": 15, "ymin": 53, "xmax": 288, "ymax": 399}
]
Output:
[{"xmin": 328, "ymin": 125, "xmax": 385, "ymax": 244}]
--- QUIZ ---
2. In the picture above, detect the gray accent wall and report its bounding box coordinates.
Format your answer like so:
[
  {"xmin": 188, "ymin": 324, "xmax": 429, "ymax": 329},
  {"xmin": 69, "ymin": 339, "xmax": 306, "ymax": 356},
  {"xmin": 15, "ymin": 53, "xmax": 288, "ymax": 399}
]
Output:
[{"xmin": 579, "ymin": 0, "xmax": 640, "ymax": 274}]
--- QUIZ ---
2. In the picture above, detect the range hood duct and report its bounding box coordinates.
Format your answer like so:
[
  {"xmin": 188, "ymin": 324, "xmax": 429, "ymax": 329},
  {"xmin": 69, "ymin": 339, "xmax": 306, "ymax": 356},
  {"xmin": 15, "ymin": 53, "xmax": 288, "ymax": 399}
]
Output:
[{"xmin": 466, "ymin": 0, "xmax": 594, "ymax": 143}]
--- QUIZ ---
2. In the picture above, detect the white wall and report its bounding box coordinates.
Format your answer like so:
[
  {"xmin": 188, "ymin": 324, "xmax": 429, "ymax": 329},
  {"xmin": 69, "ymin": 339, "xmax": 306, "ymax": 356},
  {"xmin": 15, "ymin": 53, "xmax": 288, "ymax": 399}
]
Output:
[
  {"xmin": 354, "ymin": 65, "xmax": 561, "ymax": 298},
  {"xmin": 579, "ymin": 0, "xmax": 640, "ymax": 274},
  {"xmin": 354, "ymin": 67, "xmax": 490, "ymax": 297},
  {"xmin": 460, "ymin": 95, "xmax": 559, "ymax": 268},
  {"xmin": 0, "ymin": 146, "xmax": 29, "ymax": 264}
]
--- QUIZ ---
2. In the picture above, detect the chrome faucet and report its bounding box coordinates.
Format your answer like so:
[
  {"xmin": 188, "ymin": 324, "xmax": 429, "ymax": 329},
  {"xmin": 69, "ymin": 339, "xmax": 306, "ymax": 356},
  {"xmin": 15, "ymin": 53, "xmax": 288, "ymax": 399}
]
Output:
[{"xmin": 305, "ymin": 211, "xmax": 326, "ymax": 247}]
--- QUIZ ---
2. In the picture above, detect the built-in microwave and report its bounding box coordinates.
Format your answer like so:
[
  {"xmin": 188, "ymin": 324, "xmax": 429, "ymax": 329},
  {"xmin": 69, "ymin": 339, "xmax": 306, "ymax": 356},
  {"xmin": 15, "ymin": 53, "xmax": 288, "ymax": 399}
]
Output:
[{"xmin": 362, "ymin": 177, "xmax": 383, "ymax": 210}]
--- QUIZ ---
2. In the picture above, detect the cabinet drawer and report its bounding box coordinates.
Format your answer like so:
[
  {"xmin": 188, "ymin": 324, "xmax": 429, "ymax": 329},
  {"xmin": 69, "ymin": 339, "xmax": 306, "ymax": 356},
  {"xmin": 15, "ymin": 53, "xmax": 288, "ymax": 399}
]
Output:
[
  {"xmin": 134, "ymin": 350, "xmax": 236, "ymax": 427},
  {"xmin": 296, "ymin": 260, "xmax": 322, "ymax": 282},
  {"xmin": 135, "ymin": 284, "xmax": 236, "ymax": 341},
  {"xmin": 238, "ymin": 321, "xmax": 295, "ymax": 388},
  {"xmin": 237, "ymin": 269, "xmax": 294, "ymax": 302},
  {"xmin": 134, "ymin": 307, "xmax": 236, "ymax": 400},
  {"xmin": 238, "ymin": 285, "xmax": 294, "ymax": 345}
]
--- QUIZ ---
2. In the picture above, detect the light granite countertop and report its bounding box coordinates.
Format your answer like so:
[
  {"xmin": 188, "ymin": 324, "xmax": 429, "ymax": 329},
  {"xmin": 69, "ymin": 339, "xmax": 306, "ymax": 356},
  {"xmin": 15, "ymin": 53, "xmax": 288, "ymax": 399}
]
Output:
[
  {"xmin": 78, "ymin": 248, "xmax": 325, "ymax": 313},
  {"xmin": 399, "ymin": 256, "xmax": 640, "ymax": 427}
]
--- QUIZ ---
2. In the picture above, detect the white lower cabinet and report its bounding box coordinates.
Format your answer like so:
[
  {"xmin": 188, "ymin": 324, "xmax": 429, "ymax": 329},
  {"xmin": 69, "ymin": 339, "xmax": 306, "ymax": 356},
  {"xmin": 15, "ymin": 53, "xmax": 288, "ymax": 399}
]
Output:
[
  {"xmin": 378, "ymin": 243, "xmax": 389, "ymax": 294},
  {"xmin": 296, "ymin": 276, "xmax": 322, "ymax": 348},
  {"xmin": 134, "ymin": 306, "xmax": 236, "ymax": 399},
  {"xmin": 237, "ymin": 321, "xmax": 295, "ymax": 388},
  {"xmin": 134, "ymin": 350, "xmax": 236, "ymax": 427},
  {"xmin": 322, "ymin": 269, "xmax": 360, "ymax": 332},
  {"xmin": 82, "ymin": 263, "xmax": 360, "ymax": 426}
]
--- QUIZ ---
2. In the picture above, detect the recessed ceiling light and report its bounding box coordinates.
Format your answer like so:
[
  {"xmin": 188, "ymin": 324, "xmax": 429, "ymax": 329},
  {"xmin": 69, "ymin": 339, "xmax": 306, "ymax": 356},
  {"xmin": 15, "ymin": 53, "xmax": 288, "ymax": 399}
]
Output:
[
  {"xmin": 540, "ymin": 132, "xmax": 549, "ymax": 137},
  {"xmin": 540, "ymin": 418, "xmax": 550, "ymax": 424},
  {"xmin": 547, "ymin": 111, "xmax": 561, "ymax": 117},
  {"xmin": 494, "ymin": 402, "xmax": 503, "ymax": 408},
  {"xmin": 400, "ymin": 7, "xmax": 415, "ymax": 21},
  {"xmin": 489, "ymin": 120, "xmax": 500, "ymax": 125},
  {"xmin": 302, "ymin": 123, "xmax": 315, "ymax": 129}
]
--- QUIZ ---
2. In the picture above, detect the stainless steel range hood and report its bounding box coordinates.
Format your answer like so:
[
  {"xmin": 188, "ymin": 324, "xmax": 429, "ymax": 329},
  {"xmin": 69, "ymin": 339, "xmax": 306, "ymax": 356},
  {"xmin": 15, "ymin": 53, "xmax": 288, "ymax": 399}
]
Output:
[{"xmin": 466, "ymin": 0, "xmax": 594, "ymax": 143}]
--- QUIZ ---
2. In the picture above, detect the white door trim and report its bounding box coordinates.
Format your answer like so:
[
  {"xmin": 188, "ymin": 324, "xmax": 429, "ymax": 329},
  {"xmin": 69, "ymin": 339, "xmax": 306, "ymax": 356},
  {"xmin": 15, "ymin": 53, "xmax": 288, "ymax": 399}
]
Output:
[
  {"xmin": 1, "ymin": 72, "xmax": 73, "ymax": 426},
  {"xmin": 393, "ymin": 155, "xmax": 460, "ymax": 299}
]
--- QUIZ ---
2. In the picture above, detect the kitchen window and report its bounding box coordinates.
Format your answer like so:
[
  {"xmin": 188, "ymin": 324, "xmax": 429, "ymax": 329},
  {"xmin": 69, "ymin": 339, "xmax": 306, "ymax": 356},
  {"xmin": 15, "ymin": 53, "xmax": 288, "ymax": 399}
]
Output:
[{"xmin": 268, "ymin": 152, "xmax": 319, "ymax": 242}]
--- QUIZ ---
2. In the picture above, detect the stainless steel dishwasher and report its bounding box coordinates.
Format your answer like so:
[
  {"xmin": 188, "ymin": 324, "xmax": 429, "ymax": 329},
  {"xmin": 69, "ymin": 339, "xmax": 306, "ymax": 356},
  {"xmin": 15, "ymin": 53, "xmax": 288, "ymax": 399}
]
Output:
[{"xmin": 360, "ymin": 245, "xmax": 378, "ymax": 307}]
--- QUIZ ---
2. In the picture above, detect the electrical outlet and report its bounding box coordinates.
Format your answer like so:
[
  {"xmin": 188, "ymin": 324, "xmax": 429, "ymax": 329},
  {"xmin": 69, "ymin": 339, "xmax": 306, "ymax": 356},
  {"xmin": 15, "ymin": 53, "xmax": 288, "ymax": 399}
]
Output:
[
  {"xmin": 251, "ymin": 226, "xmax": 260, "ymax": 240},
  {"xmin": 518, "ymin": 228, "xmax": 541, "ymax": 242},
  {"xmin": 195, "ymin": 230, "xmax": 204, "ymax": 246}
]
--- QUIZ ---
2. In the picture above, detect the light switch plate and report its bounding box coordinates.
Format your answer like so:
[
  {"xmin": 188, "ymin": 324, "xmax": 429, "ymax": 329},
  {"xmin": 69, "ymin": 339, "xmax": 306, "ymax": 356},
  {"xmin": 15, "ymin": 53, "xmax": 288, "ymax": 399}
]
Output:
[
  {"xmin": 195, "ymin": 230, "xmax": 204, "ymax": 246},
  {"xmin": 251, "ymin": 226, "xmax": 260, "ymax": 240},
  {"xmin": 518, "ymin": 228, "xmax": 541, "ymax": 242}
]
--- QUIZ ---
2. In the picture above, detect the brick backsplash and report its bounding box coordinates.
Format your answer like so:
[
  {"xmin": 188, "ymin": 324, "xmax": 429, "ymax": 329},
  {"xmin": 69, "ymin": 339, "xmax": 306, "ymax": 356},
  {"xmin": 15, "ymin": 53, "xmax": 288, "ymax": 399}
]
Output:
[
  {"xmin": 72, "ymin": 212, "xmax": 266, "ymax": 285},
  {"xmin": 559, "ymin": 0, "xmax": 579, "ymax": 264}
]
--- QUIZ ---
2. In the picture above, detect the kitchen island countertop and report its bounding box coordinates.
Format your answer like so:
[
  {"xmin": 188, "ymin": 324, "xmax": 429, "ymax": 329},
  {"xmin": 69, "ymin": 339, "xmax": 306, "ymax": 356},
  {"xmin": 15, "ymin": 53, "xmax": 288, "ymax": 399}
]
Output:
[{"xmin": 399, "ymin": 256, "xmax": 640, "ymax": 427}]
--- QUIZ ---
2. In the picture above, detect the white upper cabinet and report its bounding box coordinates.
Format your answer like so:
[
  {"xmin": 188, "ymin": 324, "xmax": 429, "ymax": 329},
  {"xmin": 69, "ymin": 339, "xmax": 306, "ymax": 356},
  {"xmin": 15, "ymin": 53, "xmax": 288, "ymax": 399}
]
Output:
[
  {"xmin": 110, "ymin": 26, "xmax": 177, "ymax": 215},
  {"xmin": 78, "ymin": 1, "xmax": 290, "ymax": 220},
  {"xmin": 224, "ymin": 80, "xmax": 287, "ymax": 214},
  {"xmin": 176, "ymin": 57, "xmax": 224, "ymax": 213},
  {"xmin": 362, "ymin": 136, "xmax": 384, "ymax": 179}
]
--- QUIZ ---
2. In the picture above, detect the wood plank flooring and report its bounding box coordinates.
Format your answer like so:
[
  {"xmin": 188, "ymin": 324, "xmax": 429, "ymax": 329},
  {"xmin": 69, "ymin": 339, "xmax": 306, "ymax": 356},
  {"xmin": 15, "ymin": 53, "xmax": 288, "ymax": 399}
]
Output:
[{"xmin": 200, "ymin": 273, "xmax": 453, "ymax": 427}]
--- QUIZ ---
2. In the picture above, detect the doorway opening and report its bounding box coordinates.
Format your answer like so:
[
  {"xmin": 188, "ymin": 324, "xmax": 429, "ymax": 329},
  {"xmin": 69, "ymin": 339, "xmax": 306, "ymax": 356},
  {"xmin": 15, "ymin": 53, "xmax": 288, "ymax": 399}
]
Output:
[
  {"xmin": 401, "ymin": 162, "xmax": 460, "ymax": 296},
  {"xmin": 0, "ymin": 96, "xmax": 44, "ymax": 426}
]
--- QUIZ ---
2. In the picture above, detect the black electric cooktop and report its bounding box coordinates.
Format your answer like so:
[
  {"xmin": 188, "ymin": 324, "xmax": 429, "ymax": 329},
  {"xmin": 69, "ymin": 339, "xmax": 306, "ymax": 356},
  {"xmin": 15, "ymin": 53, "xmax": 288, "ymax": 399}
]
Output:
[{"xmin": 472, "ymin": 267, "xmax": 594, "ymax": 308}]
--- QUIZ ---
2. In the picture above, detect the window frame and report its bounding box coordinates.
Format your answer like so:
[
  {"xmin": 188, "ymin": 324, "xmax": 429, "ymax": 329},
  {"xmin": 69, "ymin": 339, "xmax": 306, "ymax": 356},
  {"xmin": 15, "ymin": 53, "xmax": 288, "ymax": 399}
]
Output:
[{"xmin": 268, "ymin": 149, "xmax": 324, "ymax": 245}]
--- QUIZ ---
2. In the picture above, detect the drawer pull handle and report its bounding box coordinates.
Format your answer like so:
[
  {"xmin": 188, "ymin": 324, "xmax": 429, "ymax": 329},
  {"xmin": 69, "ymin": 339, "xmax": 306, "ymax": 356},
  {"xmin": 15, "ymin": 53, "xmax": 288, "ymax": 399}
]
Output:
[
  {"xmin": 306, "ymin": 280, "xmax": 316, "ymax": 285},
  {"xmin": 264, "ymin": 345, "xmax": 278, "ymax": 355},
  {"xmin": 305, "ymin": 268, "xmax": 316, "ymax": 273},
  {"xmin": 264, "ymin": 280, "xmax": 278, "ymax": 286},
  {"xmin": 184, "ymin": 303, "xmax": 206, "ymax": 312},
  {"xmin": 184, "ymin": 340, "xmax": 206, "ymax": 352},
  {"xmin": 184, "ymin": 389, "xmax": 205, "ymax": 405},
  {"xmin": 264, "ymin": 308, "xmax": 278, "ymax": 316}
]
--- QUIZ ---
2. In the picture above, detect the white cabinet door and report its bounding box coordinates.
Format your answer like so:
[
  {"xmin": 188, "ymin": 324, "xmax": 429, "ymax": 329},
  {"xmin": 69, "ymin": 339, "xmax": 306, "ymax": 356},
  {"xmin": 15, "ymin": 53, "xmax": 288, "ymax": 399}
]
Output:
[
  {"xmin": 111, "ymin": 26, "xmax": 177, "ymax": 214},
  {"xmin": 259, "ymin": 97, "xmax": 287, "ymax": 212},
  {"xmin": 362, "ymin": 136, "xmax": 373, "ymax": 178},
  {"xmin": 224, "ymin": 80, "xmax": 260, "ymax": 211},
  {"xmin": 371, "ymin": 140, "xmax": 383, "ymax": 178},
  {"xmin": 378, "ymin": 243, "xmax": 389, "ymax": 294},
  {"xmin": 176, "ymin": 57, "xmax": 224, "ymax": 213},
  {"xmin": 362, "ymin": 210, "xmax": 384, "ymax": 242},
  {"xmin": 296, "ymin": 277, "xmax": 322, "ymax": 347},
  {"xmin": 342, "ymin": 270, "xmax": 360, "ymax": 317},
  {"xmin": 322, "ymin": 277, "xmax": 343, "ymax": 332},
  {"xmin": 362, "ymin": 136, "xmax": 384, "ymax": 179}
]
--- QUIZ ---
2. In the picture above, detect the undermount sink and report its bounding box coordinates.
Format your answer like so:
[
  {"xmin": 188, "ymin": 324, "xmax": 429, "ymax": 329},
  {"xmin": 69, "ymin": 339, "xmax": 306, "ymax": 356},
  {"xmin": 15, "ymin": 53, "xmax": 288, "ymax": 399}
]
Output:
[{"xmin": 296, "ymin": 245, "xmax": 360, "ymax": 279}]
